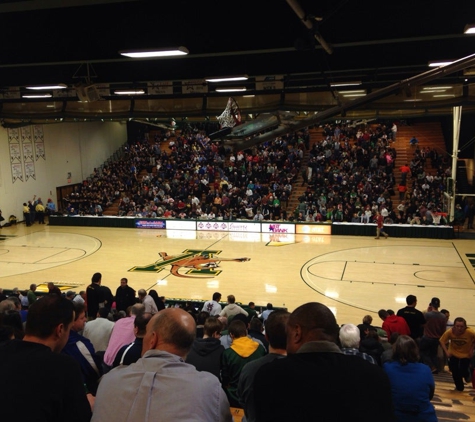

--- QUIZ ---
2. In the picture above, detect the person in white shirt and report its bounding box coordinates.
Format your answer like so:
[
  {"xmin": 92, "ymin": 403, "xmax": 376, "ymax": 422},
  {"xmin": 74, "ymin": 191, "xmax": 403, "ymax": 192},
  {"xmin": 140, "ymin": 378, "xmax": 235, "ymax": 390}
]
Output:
[
  {"xmin": 138, "ymin": 289, "xmax": 158, "ymax": 315},
  {"xmin": 202, "ymin": 292, "xmax": 222, "ymax": 316}
]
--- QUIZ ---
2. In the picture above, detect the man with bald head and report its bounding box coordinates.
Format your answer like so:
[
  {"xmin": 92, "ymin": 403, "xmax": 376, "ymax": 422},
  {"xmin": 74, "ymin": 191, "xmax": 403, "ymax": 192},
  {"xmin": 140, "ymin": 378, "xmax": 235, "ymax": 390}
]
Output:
[
  {"xmin": 92, "ymin": 308, "xmax": 232, "ymax": 422},
  {"xmin": 253, "ymin": 302, "xmax": 395, "ymax": 422}
]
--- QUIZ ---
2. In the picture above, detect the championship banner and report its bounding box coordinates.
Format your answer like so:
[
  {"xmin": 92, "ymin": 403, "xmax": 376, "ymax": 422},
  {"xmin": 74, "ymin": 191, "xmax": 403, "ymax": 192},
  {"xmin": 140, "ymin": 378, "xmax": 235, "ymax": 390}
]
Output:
[
  {"xmin": 24, "ymin": 160, "xmax": 36, "ymax": 181},
  {"xmin": 21, "ymin": 126, "xmax": 34, "ymax": 161},
  {"xmin": 8, "ymin": 128, "xmax": 23, "ymax": 183},
  {"xmin": 33, "ymin": 125, "xmax": 45, "ymax": 160},
  {"xmin": 11, "ymin": 163, "xmax": 23, "ymax": 183}
]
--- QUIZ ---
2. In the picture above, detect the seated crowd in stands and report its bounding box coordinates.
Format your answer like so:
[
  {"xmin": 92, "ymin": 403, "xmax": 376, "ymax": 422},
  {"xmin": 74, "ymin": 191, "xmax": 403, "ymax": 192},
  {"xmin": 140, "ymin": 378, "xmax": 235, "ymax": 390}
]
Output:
[
  {"xmin": 0, "ymin": 285, "xmax": 465, "ymax": 421},
  {"xmin": 58, "ymin": 119, "xmax": 460, "ymax": 226}
]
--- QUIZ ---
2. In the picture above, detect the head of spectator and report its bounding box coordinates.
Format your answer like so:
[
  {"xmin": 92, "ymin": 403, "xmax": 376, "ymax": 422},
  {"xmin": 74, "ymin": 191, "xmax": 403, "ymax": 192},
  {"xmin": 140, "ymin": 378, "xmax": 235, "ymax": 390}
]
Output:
[
  {"xmin": 406, "ymin": 295, "xmax": 417, "ymax": 307},
  {"xmin": 203, "ymin": 316, "xmax": 223, "ymax": 339},
  {"xmin": 362, "ymin": 315, "xmax": 373, "ymax": 325},
  {"xmin": 6, "ymin": 296, "xmax": 21, "ymax": 311},
  {"xmin": 72, "ymin": 302, "xmax": 87, "ymax": 332},
  {"xmin": 66, "ymin": 291, "xmax": 76, "ymax": 301},
  {"xmin": 392, "ymin": 335, "xmax": 419, "ymax": 365},
  {"xmin": 227, "ymin": 295, "xmax": 236, "ymax": 304},
  {"xmin": 264, "ymin": 309, "xmax": 290, "ymax": 351},
  {"xmin": 118, "ymin": 278, "xmax": 129, "ymax": 289},
  {"xmin": 196, "ymin": 311, "xmax": 209, "ymax": 326},
  {"xmin": 91, "ymin": 272, "xmax": 102, "ymax": 285},
  {"xmin": 339, "ymin": 323, "xmax": 361, "ymax": 349},
  {"xmin": 228, "ymin": 319, "xmax": 247, "ymax": 340},
  {"xmin": 212, "ymin": 292, "xmax": 222, "ymax": 302},
  {"xmin": 141, "ymin": 308, "xmax": 196, "ymax": 359},
  {"xmin": 452, "ymin": 317, "xmax": 467, "ymax": 336},
  {"xmin": 134, "ymin": 313, "xmax": 152, "ymax": 338},
  {"xmin": 97, "ymin": 307, "xmax": 110, "ymax": 319},
  {"xmin": 23, "ymin": 294, "xmax": 75, "ymax": 353},
  {"xmin": 249, "ymin": 317, "xmax": 263, "ymax": 334},
  {"xmin": 286, "ymin": 302, "xmax": 339, "ymax": 354},
  {"xmin": 137, "ymin": 289, "xmax": 146, "ymax": 301},
  {"xmin": 429, "ymin": 297, "xmax": 440, "ymax": 311},
  {"xmin": 378, "ymin": 309, "xmax": 389, "ymax": 321}
]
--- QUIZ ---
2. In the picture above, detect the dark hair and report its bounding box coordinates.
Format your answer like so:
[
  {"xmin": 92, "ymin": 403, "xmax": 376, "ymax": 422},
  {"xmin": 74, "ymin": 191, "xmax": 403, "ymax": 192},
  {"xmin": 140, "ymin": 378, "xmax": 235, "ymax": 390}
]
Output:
[
  {"xmin": 91, "ymin": 272, "xmax": 102, "ymax": 284},
  {"xmin": 212, "ymin": 292, "xmax": 221, "ymax": 301},
  {"xmin": 453, "ymin": 317, "xmax": 466, "ymax": 327},
  {"xmin": 264, "ymin": 309, "xmax": 290, "ymax": 350},
  {"xmin": 430, "ymin": 297, "xmax": 440, "ymax": 308},
  {"xmin": 73, "ymin": 302, "xmax": 86, "ymax": 320},
  {"xmin": 134, "ymin": 313, "xmax": 152, "ymax": 336},
  {"xmin": 204, "ymin": 316, "xmax": 223, "ymax": 337},
  {"xmin": 406, "ymin": 295, "xmax": 417, "ymax": 305},
  {"xmin": 97, "ymin": 308, "xmax": 110, "ymax": 319},
  {"xmin": 249, "ymin": 317, "xmax": 263, "ymax": 332},
  {"xmin": 392, "ymin": 335, "xmax": 419, "ymax": 365},
  {"xmin": 266, "ymin": 303, "xmax": 273, "ymax": 310},
  {"xmin": 25, "ymin": 294, "xmax": 74, "ymax": 339},
  {"xmin": 378, "ymin": 309, "xmax": 389, "ymax": 320},
  {"xmin": 229, "ymin": 320, "xmax": 247, "ymax": 338},
  {"xmin": 196, "ymin": 311, "xmax": 209, "ymax": 325},
  {"xmin": 227, "ymin": 295, "xmax": 236, "ymax": 304},
  {"xmin": 289, "ymin": 302, "xmax": 339, "ymax": 342},
  {"xmin": 0, "ymin": 310, "xmax": 24, "ymax": 339}
]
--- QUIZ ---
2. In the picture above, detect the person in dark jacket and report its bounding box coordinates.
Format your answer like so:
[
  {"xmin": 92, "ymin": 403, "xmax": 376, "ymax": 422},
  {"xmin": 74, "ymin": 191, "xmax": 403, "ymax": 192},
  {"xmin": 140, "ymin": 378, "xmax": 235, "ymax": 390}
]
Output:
[
  {"xmin": 86, "ymin": 272, "xmax": 105, "ymax": 319},
  {"xmin": 186, "ymin": 316, "xmax": 224, "ymax": 380},
  {"xmin": 115, "ymin": 277, "xmax": 136, "ymax": 313}
]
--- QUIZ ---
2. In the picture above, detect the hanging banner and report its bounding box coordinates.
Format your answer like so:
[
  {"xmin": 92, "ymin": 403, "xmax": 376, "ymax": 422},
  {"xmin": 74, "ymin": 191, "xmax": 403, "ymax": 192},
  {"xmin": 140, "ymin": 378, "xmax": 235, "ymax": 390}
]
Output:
[
  {"xmin": 8, "ymin": 128, "xmax": 23, "ymax": 183},
  {"xmin": 24, "ymin": 160, "xmax": 36, "ymax": 181},
  {"xmin": 33, "ymin": 125, "xmax": 45, "ymax": 160},
  {"xmin": 11, "ymin": 163, "xmax": 23, "ymax": 183}
]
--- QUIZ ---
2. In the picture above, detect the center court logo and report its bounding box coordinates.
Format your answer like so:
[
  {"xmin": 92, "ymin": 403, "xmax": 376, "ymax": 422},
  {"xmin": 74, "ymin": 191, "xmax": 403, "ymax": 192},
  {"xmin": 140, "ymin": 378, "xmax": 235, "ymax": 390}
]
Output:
[{"xmin": 129, "ymin": 249, "xmax": 250, "ymax": 278}]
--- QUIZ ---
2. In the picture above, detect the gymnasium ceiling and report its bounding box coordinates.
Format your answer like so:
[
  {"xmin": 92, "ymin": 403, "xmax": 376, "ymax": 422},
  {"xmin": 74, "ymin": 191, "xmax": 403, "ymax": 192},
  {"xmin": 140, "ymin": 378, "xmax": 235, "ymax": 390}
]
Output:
[{"xmin": 1, "ymin": 0, "xmax": 475, "ymax": 127}]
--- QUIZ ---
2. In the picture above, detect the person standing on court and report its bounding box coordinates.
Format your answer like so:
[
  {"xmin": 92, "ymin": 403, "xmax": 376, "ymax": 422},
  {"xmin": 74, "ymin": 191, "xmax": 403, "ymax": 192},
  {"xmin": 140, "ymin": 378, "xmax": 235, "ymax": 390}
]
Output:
[{"xmin": 375, "ymin": 210, "xmax": 389, "ymax": 239}]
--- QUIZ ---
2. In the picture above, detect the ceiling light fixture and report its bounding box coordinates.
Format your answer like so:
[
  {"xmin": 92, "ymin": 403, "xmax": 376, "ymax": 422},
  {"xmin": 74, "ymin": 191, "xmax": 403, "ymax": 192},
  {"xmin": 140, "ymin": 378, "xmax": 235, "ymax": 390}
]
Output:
[
  {"xmin": 25, "ymin": 84, "xmax": 67, "ymax": 90},
  {"xmin": 215, "ymin": 87, "xmax": 247, "ymax": 92},
  {"xmin": 22, "ymin": 93, "xmax": 52, "ymax": 98},
  {"xmin": 428, "ymin": 60, "xmax": 454, "ymax": 67},
  {"xmin": 119, "ymin": 46, "xmax": 189, "ymax": 58},
  {"xmin": 330, "ymin": 81, "xmax": 362, "ymax": 87},
  {"xmin": 422, "ymin": 86, "xmax": 453, "ymax": 90},
  {"xmin": 404, "ymin": 99, "xmax": 422, "ymax": 102},
  {"xmin": 464, "ymin": 24, "xmax": 475, "ymax": 34},
  {"xmin": 342, "ymin": 93, "xmax": 366, "ymax": 97},
  {"xmin": 337, "ymin": 90, "xmax": 365, "ymax": 94},
  {"xmin": 206, "ymin": 75, "xmax": 248, "ymax": 83},
  {"xmin": 114, "ymin": 89, "xmax": 145, "ymax": 95}
]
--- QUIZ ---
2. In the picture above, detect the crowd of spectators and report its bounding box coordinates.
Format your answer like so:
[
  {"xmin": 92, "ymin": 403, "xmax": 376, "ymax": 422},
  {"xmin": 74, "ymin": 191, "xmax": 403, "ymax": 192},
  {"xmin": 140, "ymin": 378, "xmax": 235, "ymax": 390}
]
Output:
[{"xmin": 58, "ymin": 119, "xmax": 471, "ymax": 227}]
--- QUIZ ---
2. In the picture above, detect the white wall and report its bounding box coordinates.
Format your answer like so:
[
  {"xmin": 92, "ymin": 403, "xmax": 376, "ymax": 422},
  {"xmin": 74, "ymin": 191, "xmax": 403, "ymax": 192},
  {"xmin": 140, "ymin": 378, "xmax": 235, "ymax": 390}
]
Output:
[{"xmin": 0, "ymin": 121, "xmax": 127, "ymax": 221}]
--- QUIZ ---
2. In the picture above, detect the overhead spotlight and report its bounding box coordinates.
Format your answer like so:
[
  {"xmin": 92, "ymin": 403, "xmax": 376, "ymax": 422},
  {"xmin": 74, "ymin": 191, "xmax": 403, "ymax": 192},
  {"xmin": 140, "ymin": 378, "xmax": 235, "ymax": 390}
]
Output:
[{"xmin": 119, "ymin": 47, "xmax": 189, "ymax": 58}]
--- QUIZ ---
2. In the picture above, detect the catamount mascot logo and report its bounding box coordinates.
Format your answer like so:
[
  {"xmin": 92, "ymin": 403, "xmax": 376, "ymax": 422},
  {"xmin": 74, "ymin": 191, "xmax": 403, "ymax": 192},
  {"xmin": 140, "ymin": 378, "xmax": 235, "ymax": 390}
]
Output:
[{"xmin": 129, "ymin": 249, "xmax": 250, "ymax": 278}]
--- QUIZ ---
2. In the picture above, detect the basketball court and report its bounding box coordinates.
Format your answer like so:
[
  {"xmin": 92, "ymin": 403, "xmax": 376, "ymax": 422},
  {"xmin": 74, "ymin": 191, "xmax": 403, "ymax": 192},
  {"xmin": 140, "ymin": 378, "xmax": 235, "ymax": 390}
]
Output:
[{"xmin": 1, "ymin": 223, "xmax": 474, "ymax": 326}]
